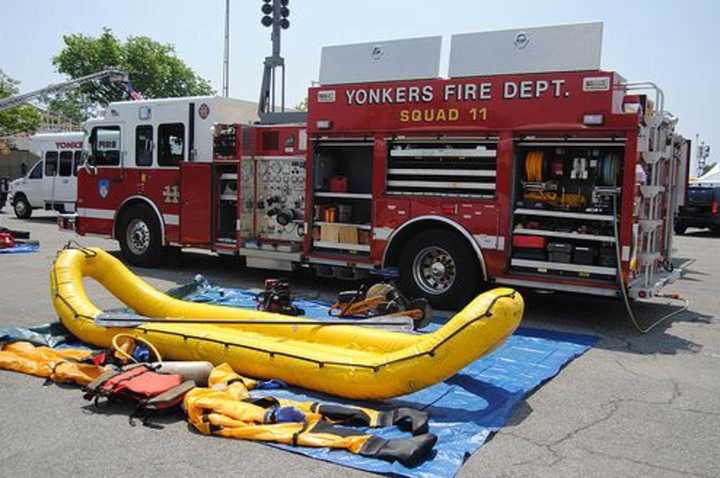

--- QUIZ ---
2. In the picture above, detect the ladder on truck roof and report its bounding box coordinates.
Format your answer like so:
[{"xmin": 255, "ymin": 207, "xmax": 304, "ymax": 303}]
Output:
[{"xmin": 626, "ymin": 82, "xmax": 684, "ymax": 298}]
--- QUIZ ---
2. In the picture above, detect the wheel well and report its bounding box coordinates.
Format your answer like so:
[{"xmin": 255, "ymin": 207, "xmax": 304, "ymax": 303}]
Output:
[
  {"xmin": 382, "ymin": 219, "xmax": 487, "ymax": 280},
  {"xmin": 113, "ymin": 197, "xmax": 165, "ymax": 244},
  {"xmin": 13, "ymin": 192, "xmax": 27, "ymax": 203}
]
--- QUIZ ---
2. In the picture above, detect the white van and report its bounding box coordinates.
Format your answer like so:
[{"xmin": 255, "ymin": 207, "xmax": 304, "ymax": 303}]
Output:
[{"xmin": 8, "ymin": 132, "xmax": 84, "ymax": 218}]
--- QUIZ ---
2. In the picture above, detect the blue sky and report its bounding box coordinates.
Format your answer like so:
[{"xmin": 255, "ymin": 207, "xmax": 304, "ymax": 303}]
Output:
[{"xmin": 1, "ymin": 0, "xmax": 717, "ymax": 172}]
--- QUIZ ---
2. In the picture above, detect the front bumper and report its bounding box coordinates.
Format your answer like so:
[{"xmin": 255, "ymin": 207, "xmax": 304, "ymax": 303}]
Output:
[{"xmin": 676, "ymin": 215, "xmax": 720, "ymax": 228}]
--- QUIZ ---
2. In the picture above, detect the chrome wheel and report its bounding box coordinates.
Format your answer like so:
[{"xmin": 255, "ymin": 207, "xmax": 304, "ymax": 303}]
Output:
[
  {"xmin": 412, "ymin": 246, "xmax": 456, "ymax": 295},
  {"xmin": 126, "ymin": 218, "xmax": 151, "ymax": 256},
  {"xmin": 14, "ymin": 199, "xmax": 27, "ymax": 217}
]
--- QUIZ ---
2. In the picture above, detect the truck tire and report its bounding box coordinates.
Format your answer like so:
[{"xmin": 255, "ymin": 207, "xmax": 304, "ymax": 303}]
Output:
[
  {"xmin": 117, "ymin": 204, "xmax": 164, "ymax": 267},
  {"xmin": 13, "ymin": 194, "xmax": 32, "ymax": 219},
  {"xmin": 674, "ymin": 224, "xmax": 687, "ymax": 235},
  {"xmin": 399, "ymin": 229, "xmax": 482, "ymax": 310}
]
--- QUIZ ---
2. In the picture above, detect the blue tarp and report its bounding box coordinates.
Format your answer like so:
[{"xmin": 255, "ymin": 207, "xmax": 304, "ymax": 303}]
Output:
[
  {"xmin": 169, "ymin": 279, "xmax": 598, "ymax": 477},
  {"xmin": 0, "ymin": 277, "xmax": 597, "ymax": 477},
  {"xmin": 0, "ymin": 243, "xmax": 39, "ymax": 254},
  {"xmin": 0, "ymin": 322, "xmax": 78, "ymax": 348}
]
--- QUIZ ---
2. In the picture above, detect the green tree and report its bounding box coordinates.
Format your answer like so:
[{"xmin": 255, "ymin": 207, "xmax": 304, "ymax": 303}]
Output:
[
  {"xmin": 51, "ymin": 28, "xmax": 214, "ymax": 117},
  {"xmin": 44, "ymin": 91, "xmax": 88, "ymax": 124},
  {"xmin": 0, "ymin": 69, "xmax": 42, "ymax": 136}
]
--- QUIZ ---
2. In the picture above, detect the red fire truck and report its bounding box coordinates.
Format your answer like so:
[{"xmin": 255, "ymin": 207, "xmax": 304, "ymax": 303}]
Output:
[{"xmin": 63, "ymin": 23, "xmax": 689, "ymax": 308}]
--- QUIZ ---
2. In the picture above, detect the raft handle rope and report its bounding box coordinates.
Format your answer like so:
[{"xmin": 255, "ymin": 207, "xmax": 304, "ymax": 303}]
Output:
[
  {"xmin": 611, "ymin": 194, "xmax": 688, "ymax": 333},
  {"xmin": 111, "ymin": 333, "xmax": 163, "ymax": 364},
  {"xmin": 62, "ymin": 240, "xmax": 97, "ymax": 257},
  {"xmin": 97, "ymin": 316, "xmax": 415, "ymax": 328}
]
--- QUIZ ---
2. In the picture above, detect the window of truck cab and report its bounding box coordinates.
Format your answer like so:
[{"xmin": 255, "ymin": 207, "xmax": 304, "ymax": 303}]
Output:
[
  {"xmin": 135, "ymin": 125, "xmax": 154, "ymax": 167},
  {"xmin": 73, "ymin": 151, "xmax": 83, "ymax": 176},
  {"xmin": 29, "ymin": 160, "xmax": 43, "ymax": 179},
  {"xmin": 59, "ymin": 151, "xmax": 73, "ymax": 177},
  {"xmin": 157, "ymin": 123, "xmax": 185, "ymax": 167},
  {"xmin": 89, "ymin": 125, "xmax": 121, "ymax": 167},
  {"xmin": 44, "ymin": 151, "xmax": 58, "ymax": 176}
]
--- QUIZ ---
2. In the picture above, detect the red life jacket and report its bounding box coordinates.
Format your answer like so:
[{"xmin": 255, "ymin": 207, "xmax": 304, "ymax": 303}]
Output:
[
  {"xmin": 0, "ymin": 232, "xmax": 15, "ymax": 249},
  {"xmin": 83, "ymin": 364, "xmax": 196, "ymax": 426}
]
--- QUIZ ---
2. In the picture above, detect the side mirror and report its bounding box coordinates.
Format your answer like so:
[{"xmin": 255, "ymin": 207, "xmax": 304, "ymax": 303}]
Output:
[
  {"xmin": 84, "ymin": 130, "xmax": 98, "ymax": 175},
  {"xmin": 82, "ymin": 150, "xmax": 97, "ymax": 176}
]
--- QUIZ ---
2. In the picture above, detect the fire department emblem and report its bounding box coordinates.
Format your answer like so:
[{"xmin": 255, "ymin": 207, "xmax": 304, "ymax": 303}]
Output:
[
  {"xmin": 371, "ymin": 45, "xmax": 384, "ymax": 61},
  {"xmin": 98, "ymin": 178, "xmax": 110, "ymax": 199},
  {"xmin": 514, "ymin": 32, "xmax": 529, "ymax": 49},
  {"xmin": 198, "ymin": 103, "xmax": 210, "ymax": 119},
  {"xmin": 162, "ymin": 185, "xmax": 180, "ymax": 204}
]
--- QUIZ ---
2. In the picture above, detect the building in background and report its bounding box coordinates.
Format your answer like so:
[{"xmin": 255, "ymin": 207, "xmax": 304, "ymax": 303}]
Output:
[{"xmin": 0, "ymin": 105, "xmax": 81, "ymax": 179}]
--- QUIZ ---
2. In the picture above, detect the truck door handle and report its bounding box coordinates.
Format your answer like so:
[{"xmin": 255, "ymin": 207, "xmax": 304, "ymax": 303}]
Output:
[{"xmin": 111, "ymin": 177, "xmax": 123, "ymax": 183}]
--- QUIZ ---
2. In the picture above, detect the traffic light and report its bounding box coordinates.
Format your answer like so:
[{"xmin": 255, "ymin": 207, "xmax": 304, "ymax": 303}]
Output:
[
  {"xmin": 260, "ymin": 0, "xmax": 290, "ymax": 29},
  {"xmin": 261, "ymin": 0, "xmax": 273, "ymax": 27},
  {"xmin": 280, "ymin": 0, "xmax": 290, "ymax": 29}
]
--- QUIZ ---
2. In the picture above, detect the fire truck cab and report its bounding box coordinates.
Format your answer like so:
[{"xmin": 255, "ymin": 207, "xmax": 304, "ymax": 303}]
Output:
[
  {"xmin": 69, "ymin": 96, "xmax": 258, "ymax": 262},
  {"xmin": 65, "ymin": 23, "xmax": 689, "ymax": 309}
]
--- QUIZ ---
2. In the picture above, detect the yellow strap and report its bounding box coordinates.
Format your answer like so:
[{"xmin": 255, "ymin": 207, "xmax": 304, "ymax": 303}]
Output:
[{"xmin": 111, "ymin": 333, "xmax": 163, "ymax": 364}]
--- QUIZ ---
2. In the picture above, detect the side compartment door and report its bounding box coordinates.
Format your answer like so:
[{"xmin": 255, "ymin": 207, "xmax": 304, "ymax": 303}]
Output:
[{"xmin": 179, "ymin": 162, "xmax": 212, "ymax": 244}]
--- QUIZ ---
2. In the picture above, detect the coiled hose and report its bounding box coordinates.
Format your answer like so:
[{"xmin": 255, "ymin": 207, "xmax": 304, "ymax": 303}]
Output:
[
  {"xmin": 601, "ymin": 153, "xmax": 620, "ymax": 186},
  {"xmin": 525, "ymin": 151, "xmax": 544, "ymax": 182}
]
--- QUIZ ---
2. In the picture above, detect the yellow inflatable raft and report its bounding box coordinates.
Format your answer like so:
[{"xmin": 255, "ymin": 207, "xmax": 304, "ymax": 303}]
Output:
[{"xmin": 50, "ymin": 247, "xmax": 524, "ymax": 399}]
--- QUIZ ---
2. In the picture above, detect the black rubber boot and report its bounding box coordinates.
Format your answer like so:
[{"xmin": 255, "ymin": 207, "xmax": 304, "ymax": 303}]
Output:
[
  {"xmin": 392, "ymin": 407, "xmax": 429, "ymax": 435},
  {"xmin": 359, "ymin": 433, "xmax": 437, "ymax": 467}
]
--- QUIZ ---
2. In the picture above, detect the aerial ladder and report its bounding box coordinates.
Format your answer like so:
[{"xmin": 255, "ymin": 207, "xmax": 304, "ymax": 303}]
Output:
[{"xmin": 0, "ymin": 69, "xmax": 131, "ymax": 112}]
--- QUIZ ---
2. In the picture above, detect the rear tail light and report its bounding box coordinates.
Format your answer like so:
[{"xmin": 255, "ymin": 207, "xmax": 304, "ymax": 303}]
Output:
[{"xmin": 713, "ymin": 200, "xmax": 718, "ymax": 215}]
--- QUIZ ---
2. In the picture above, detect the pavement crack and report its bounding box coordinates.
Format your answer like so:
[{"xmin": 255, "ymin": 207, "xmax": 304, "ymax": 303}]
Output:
[
  {"xmin": 575, "ymin": 444, "xmax": 714, "ymax": 478},
  {"xmin": 548, "ymin": 398, "xmax": 621, "ymax": 448},
  {"xmin": 499, "ymin": 431, "xmax": 564, "ymax": 467},
  {"xmin": 613, "ymin": 361, "xmax": 686, "ymax": 406},
  {"xmin": 499, "ymin": 399, "xmax": 623, "ymax": 469},
  {"xmin": 668, "ymin": 378, "xmax": 682, "ymax": 405},
  {"xmin": 501, "ymin": 397, "xmax": 718, "ymax": 475}
]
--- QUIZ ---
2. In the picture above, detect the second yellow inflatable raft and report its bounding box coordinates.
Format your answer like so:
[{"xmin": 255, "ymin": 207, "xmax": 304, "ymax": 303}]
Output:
[{"xmin": 50, "ymin": 247, "xmax": 524, "ymax": 399}]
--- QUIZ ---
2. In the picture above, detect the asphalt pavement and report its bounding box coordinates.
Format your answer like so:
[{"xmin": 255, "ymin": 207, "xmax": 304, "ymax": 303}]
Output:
[{"xmin": 1, "ymin": 209, "xmax": 718, "ymax": 477}]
